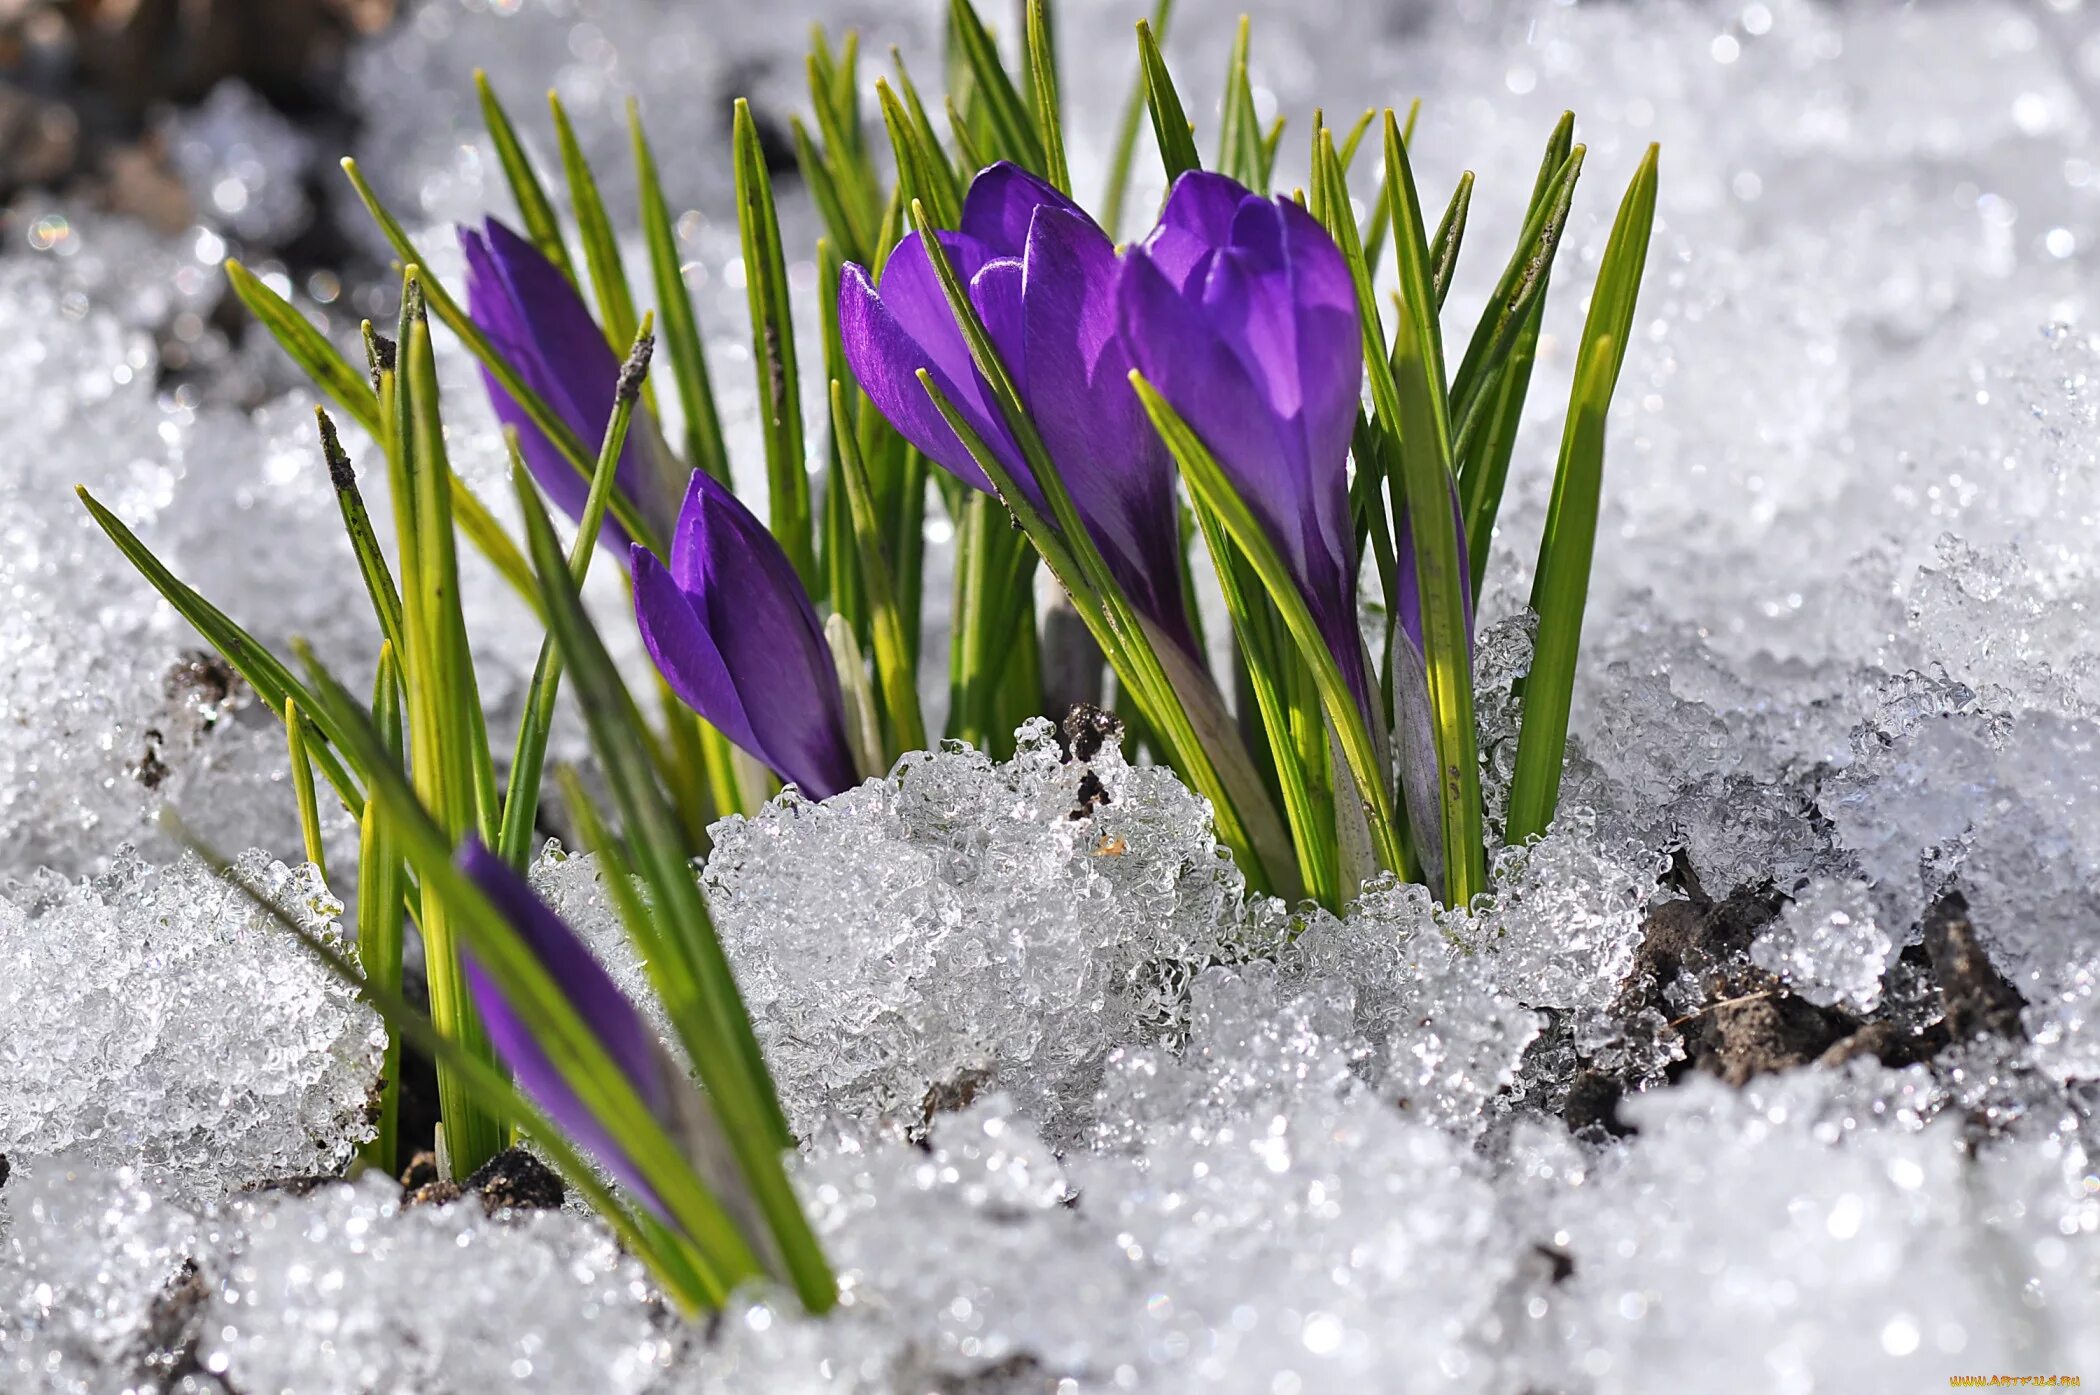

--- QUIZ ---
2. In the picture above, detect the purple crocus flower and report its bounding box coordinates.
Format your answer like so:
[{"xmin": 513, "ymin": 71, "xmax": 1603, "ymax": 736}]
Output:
[
  {"xmin": 459, "ymin": 216, "xmax": 681, "ymax": 548},
  {"xmin": 457, "ymin": 838, "xmax": 672, "ymax": 1214},
  {"xmin": 1112, "ymin": 172, "xmax": 1370, "ymax": 713},
  {"xmin": 838, "ymin": 162, "xmax": 1194, "ymax": 653},
  {"xmin": 631, "ymin": 468, "xmax": 859, "ymax": 800}
]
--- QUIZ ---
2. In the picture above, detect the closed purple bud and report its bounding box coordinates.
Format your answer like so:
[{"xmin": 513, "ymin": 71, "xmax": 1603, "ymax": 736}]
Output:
[
  {"xmin": 458, "ymin": 217, "xmax": 681, "ymax": 550},
  {"xmin": 839, "ymin": 163, "xmax": 1196, "ymax": 654},
  {"xmin": 457, "ymin": 838, "xmax": 671, "ymax": 1215},
  {"xmin": 632, "ymin": 469, "xmax": 859, "ymax": 800},
  {"xmin": 1113, "ymin": 171, "xmax": 1371, "ymax": 712}
]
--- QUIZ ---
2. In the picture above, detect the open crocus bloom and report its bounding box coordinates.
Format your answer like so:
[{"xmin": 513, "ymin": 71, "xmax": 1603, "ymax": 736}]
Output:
[
  {"xmin": 631, "ymin": 469, "xmax": 858, "ymax": 801},
  {"xmin": 459, "ymin": 216, "xmax": 683, "ymax": 550},
  {"xmin": 1112, "ymin": 171, "xmax": 1371, "ymax": 715},
  {"xmin": 838, "ymin": 162, "xmax": 1196, "ymax": 654}
]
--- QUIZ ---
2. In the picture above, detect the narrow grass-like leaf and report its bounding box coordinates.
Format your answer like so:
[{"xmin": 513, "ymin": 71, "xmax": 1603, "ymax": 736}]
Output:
[
  {"xmin": 1099, "ymin": 0, "xmax": 1172, "ymax": 238},
  {"xmin": 792, "ymin": 115, "xmax": 864, "ymax": 268},
  {"xmin": 1135, "ymin": 376, "xmax": 1408, "ymax": 884},
  {"xmin": 830, "ymin": 380, "xmax": 926, "ymax": 755},
  {"xmin": 496, "ymin": 323, "xmax": 653, "ymax": 869},
  {"xmin": 892, "ymin": 50, "xmax": 966, "ymax": 198},
  {"xmin": 314, "ymin": 408, "xmax": 405, "ymax": 662},
  {"xmin": 227, "ymin": 260, "xmax": 378, "ymax": 434},
  {"xmin": 1449, "ymin": 121, "xmax": 1583, "ymax": 448},
  {"xmin": 943, "ymin": 94, "xmax": 992, "ymax": 179},
  {"xmin": 1378, "ymin": 111, "xmax": 1485, "ymax": 905},
  {"xmin": 877, "ymin": 78, "xmax": 962, "ymax": 232},
  {"xmin": 1025, "ymin": 0, "xmax": 1071, "ymax": 194},
  {"xmin": 76, "ymin": 488, "xmax": 363, "ymax": 813},
  {"xmin": 1429, "ymin": 171, "xmax": 1474, "ymax": 310},
  {"xmin": 476, "ymin": 71, "xmax": 575, "ymax": 283},
  {"xmin": 1506, "ymin": 144, "xmax": 1658, "ymax": 844},
  {"xmin": 338, "ymin": 158, "xmax": 664, "ymax": 557},
  {"xmin": 285, "ymin": 699, "xmax": 329, "ymax": 880},
  {"xmin": 512, "ymin": 465, "xmax": 836, "ymax": 1311},
  {"xmin": 1216, "ymin": 16, "xmax": 1262, "ymax": 187},
  {"xmin": 632, "ymin": 102, "xmax": 731, "ymax": 484},
  {"xmin": 1136, "ymin": 17, "xmax": 1201, "ymax": 183},
  {"xmin": 550, "ymin": 92, "xmax": 645, "ymax": 380},
  {"xmin": 1356, "ymin": 98, "xmax": 1421, "ymax": 268},
  {"xmin": 733, "ymin": 98, "xmax": 816, "ymax": 588},
  {"xmin": 393, "ymin": 281, "xmax": 507, "ymax": 1174},
  {"xmin": 947, "ymin": 0, "xmax": 1047, "ymax": 173},
  {"xmin": 356, "ymin": 644, "xmax": 406, "ymax": 1176},
  {"xmin": 1187, "ymin": 497, "xmax": 1338, "ymax": 906}
]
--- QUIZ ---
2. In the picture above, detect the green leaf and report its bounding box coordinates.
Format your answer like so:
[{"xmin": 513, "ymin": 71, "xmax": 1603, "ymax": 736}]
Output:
[
  {"xmin": 314, "ymin": 407, "xmax": 405, "ymax": 663},
  {"xmin": 830, "ymin": 380, "xmax": 926, "ymax": 755},
  {"xmin": 877, "ymin": 77, "xmax": 962, "ymax": 231},
  {"xmin": 1136, "ymin": 16, "xmax": 1201, "ymax": 183},
  {"xmin": 1357, "ymin": 97, "xmax": 1420, "ymax": 268},
  {"xmin": 947, "ymin": 0, "xmax": 1047, "ymax": 173},
  {"xmin": 1507, "ymin": 144, "xmax": 1658, "ymax": 845},
  {"xmin": 1133, "ymin": 374, "xmax": 1407, "ymax": 887},
  {"xmin": 1098, "ymin": 0, "xmax": 1172, "ymax": 238},
  {"xmin": 550, "ymin": 91, "xmax": 646, "ymax": 378},
  {"xmin": 496, "ymin": 320, "xmax": 654, "ymax": 870},
  {"xmin": 1429, "ymin": 170, "xmax": 1474, "ymax": 310},
  {"xmin": 1215, "ymin": 15, "xmax": 1262, "ymax": 187},
  {"xmin": 1449, "ymin": 123, "xmax": 1584, "ymax": 464},
  {"xmin": 1186, "ymin": 497, "xmax": 1338, "ymax": 906},
  {"xmin": 226, "ymin": 260, "xmax": 378, "ymax": 435},
  {"xmin": 357, "ymin": 644, "xmax": 407, "ymax": 1176},
  {"xmin": 77, "ymin": 487, "xmax": 363, "ymax": 814},
  {"xmin": 1377, "ymin": 111, "xmax": 1486, "ymax": 906},
  {"xmin": 475, "ymin": 70, "xmax": 575, "ymax": 283},
  {"xmin": 392, "ymin": 278, "xmax": 508, "ymax": 1174},
  {"xmin": 284, "ymin": 698, "xmax": 329, "ymax": 880},
  {"xmin": 511, "ymin": 463, "xmax": 837, "ymax": 1313},
  {"xmin": 732, "ymin": 98, "xmax": 816, "ymax": 590},
  {"xmin": 631, "ymin": 101, "xmax": 732, "ymax": 485},
  {"xmin": 1024, "ymin": 0, "xmax": 1071, "ymax": 194}
]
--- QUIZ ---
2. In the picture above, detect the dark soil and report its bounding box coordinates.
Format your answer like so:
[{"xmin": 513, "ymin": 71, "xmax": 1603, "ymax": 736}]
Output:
[
  {"xmin": 462, "ymin": 1146, "xmax": 566, "ymax": 1215},
  {"xmin": 397, "ymin": 1146, "xmax": 566, "ymax": 1215},
  {"xmin": 1572, "ymin": 873, "xmax": 2030, "ymax": 1137}
]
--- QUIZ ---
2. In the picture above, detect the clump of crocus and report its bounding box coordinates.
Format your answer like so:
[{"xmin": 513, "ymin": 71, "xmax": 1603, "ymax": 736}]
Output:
[
  {"xmin": 459, "ymin": 216, "xmax": 685, "ymax": 547},
  {"xmin": 631, "ymin": 469, "xmax": 860, "ymax": 800},
  {"xmin": 839, "ymin": 162, "xmax": 1196, "ymax": 654},
  {"xmin": 1114, "ymin": 173, "xmax": 1371, "ymax": 713}
]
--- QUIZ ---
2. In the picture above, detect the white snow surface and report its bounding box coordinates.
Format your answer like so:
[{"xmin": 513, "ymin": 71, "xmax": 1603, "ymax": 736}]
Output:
[{"xmin": 5, "ymin": 0, "xmax": 2100, "ymax": 1391}]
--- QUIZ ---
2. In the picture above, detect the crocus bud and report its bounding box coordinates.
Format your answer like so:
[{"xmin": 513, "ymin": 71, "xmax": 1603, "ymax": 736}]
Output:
[
  {"xmin": 456, "ymin": 838, "xmax": 673, "ymax": 1213},
  {"xmin": 459, "ymin": 216, "xmax": 682, "ymax": 549},
  {"xmin": 631, "ymin": 469, "xmax": 858, "ymax": 801},
  {"xmin": 1112, "ymin": 172, "xmax": 1371, "ymax": 714}
]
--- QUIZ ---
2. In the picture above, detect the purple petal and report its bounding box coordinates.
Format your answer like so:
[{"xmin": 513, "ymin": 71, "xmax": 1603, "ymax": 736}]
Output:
[
  {"xmin": 633, "ymin": 545, "xmax": 764, "ymax": 759},
  {"xmin": 839, "ymin": 230, "xmax": 1026, "ymax": 492},
  {"xmin": 1022, "ymin": 207, "xmax": 1191, "ymax": 650},
  {"xmin": 460, "ymin": 218, "xmax": 683, "ymax": 547},
  {"xmin": 960, "ymin": 160, "xmax": 1085, "ymax": 256},
  {"xmin": 1117, "ymin": 184, "xmax": 1372, "ymax": 712},
  {"xmin": 1144, "ymin": 171, "xmax": 1260, "ymax": 293},
  {"xmin": 642, "ymin": 472, "xmax": 859, "ymax": 799},
  {"xmin": 457, "ymin": 838, "xmax": 669, "ymax": 1214}
]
